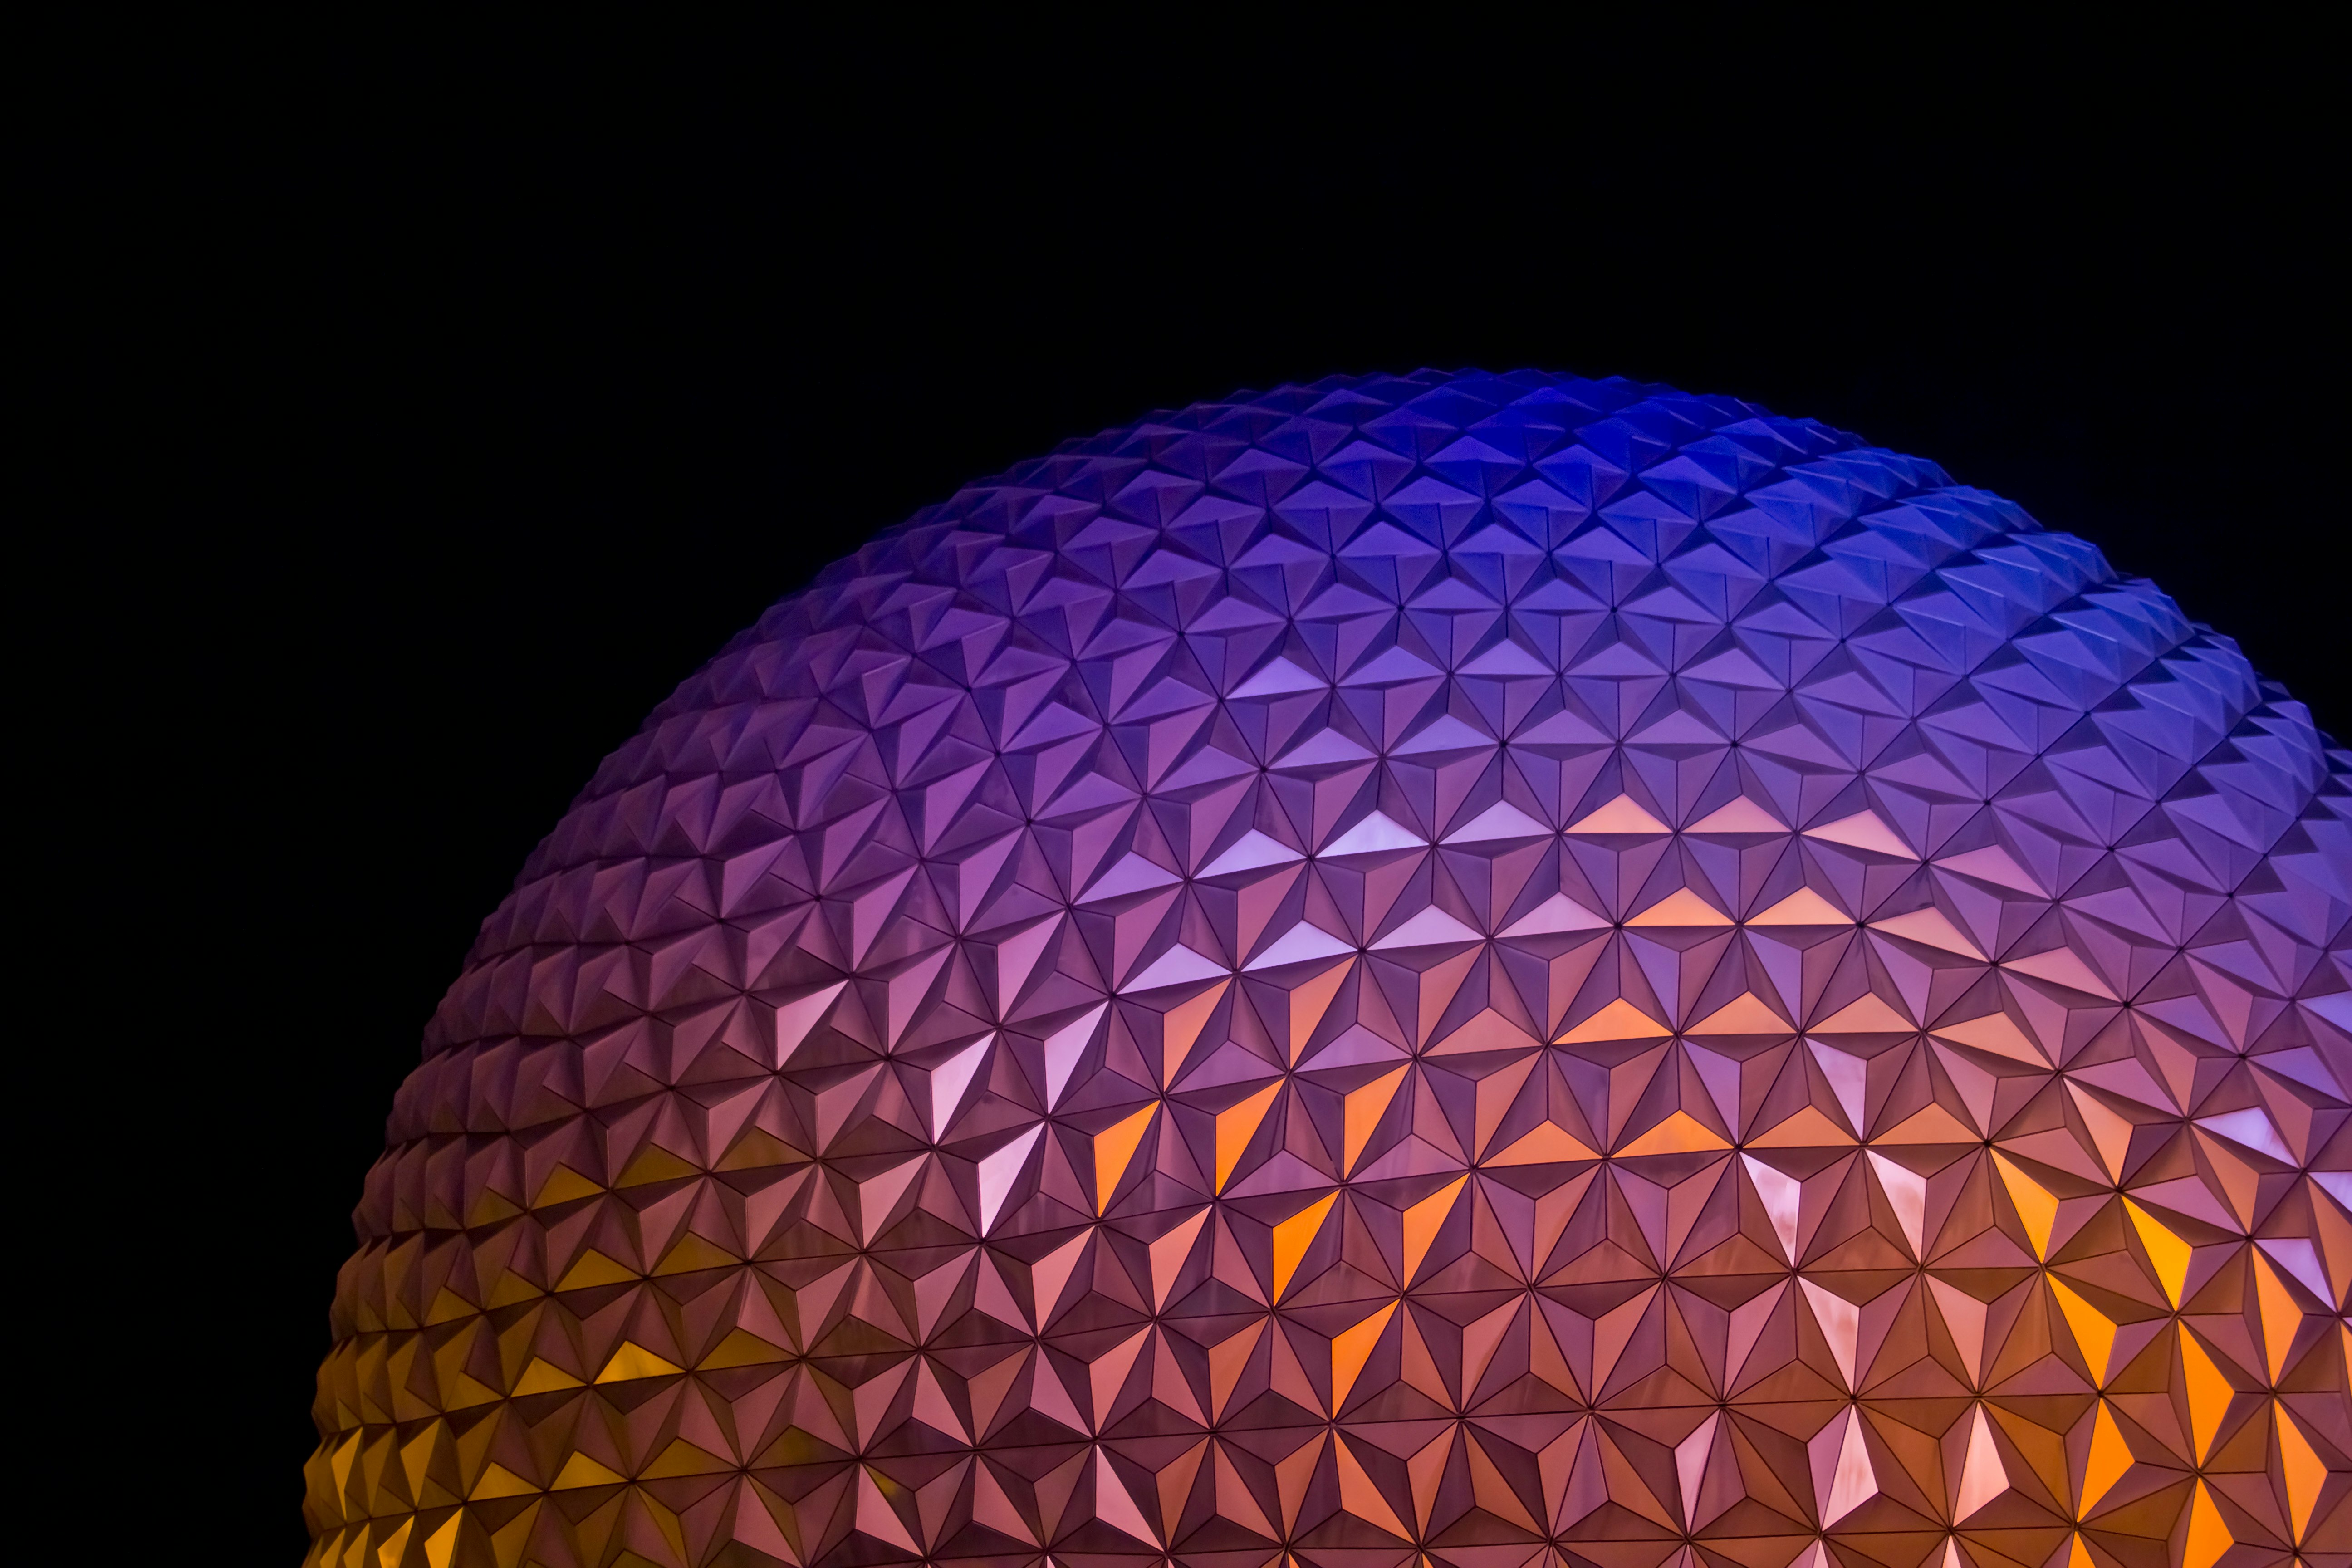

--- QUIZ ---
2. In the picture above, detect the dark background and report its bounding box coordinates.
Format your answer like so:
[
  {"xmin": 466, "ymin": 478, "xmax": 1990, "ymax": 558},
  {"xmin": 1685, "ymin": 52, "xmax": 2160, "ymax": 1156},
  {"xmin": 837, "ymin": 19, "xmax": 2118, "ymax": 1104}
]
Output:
[{"xmin": 42, "ymin": 17, "xmax": 2341, "ymax": 1556}]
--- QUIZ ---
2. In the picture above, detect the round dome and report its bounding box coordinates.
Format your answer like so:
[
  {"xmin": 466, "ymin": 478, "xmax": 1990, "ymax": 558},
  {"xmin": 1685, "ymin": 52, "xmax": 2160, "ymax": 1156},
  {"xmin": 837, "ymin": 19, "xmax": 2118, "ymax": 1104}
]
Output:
[{"xmin": 305, "ymin": 370, "xmax": 2352, "ymax": 1568}]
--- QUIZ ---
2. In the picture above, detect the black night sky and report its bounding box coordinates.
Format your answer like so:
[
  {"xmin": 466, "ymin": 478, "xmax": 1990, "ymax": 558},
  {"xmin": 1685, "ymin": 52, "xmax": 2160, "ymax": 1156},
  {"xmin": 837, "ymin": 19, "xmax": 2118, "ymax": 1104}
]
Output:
[{"xmin": 37, "ymin": 18, "xmax": 2341, "ymax": 1556}]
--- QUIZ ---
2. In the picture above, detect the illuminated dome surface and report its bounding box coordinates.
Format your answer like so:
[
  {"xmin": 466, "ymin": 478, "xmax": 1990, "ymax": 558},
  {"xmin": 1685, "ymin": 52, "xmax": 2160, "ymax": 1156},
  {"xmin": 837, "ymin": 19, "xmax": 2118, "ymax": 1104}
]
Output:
[{"xmin": 308, "ymin": 370, "xmax": 2352, "ymax": 1568}]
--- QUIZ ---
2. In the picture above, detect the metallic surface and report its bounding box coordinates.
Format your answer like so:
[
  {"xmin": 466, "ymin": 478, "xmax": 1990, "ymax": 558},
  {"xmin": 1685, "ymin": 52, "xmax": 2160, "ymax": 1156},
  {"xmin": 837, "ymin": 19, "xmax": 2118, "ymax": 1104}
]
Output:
[{"xmin": 306, "ymin": 370, "xmax": 2352, "ymax": 1568}]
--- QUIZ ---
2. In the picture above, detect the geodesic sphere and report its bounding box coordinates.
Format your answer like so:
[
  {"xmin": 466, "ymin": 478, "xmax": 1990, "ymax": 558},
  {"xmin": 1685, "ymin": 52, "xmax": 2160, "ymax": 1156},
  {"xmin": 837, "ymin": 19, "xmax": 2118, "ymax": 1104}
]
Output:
[{"xmin": 306, "ymin": 370, "xmax": 2352, "ymax": 1568}]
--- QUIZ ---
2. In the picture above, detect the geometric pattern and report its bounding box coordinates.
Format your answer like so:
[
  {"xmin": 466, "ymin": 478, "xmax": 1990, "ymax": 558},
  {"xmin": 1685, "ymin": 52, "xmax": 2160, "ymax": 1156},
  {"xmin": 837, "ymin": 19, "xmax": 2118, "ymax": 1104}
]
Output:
[{"xmin": 304, "ymin": 369, "xmax": 2352, "ymax": 1568}]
